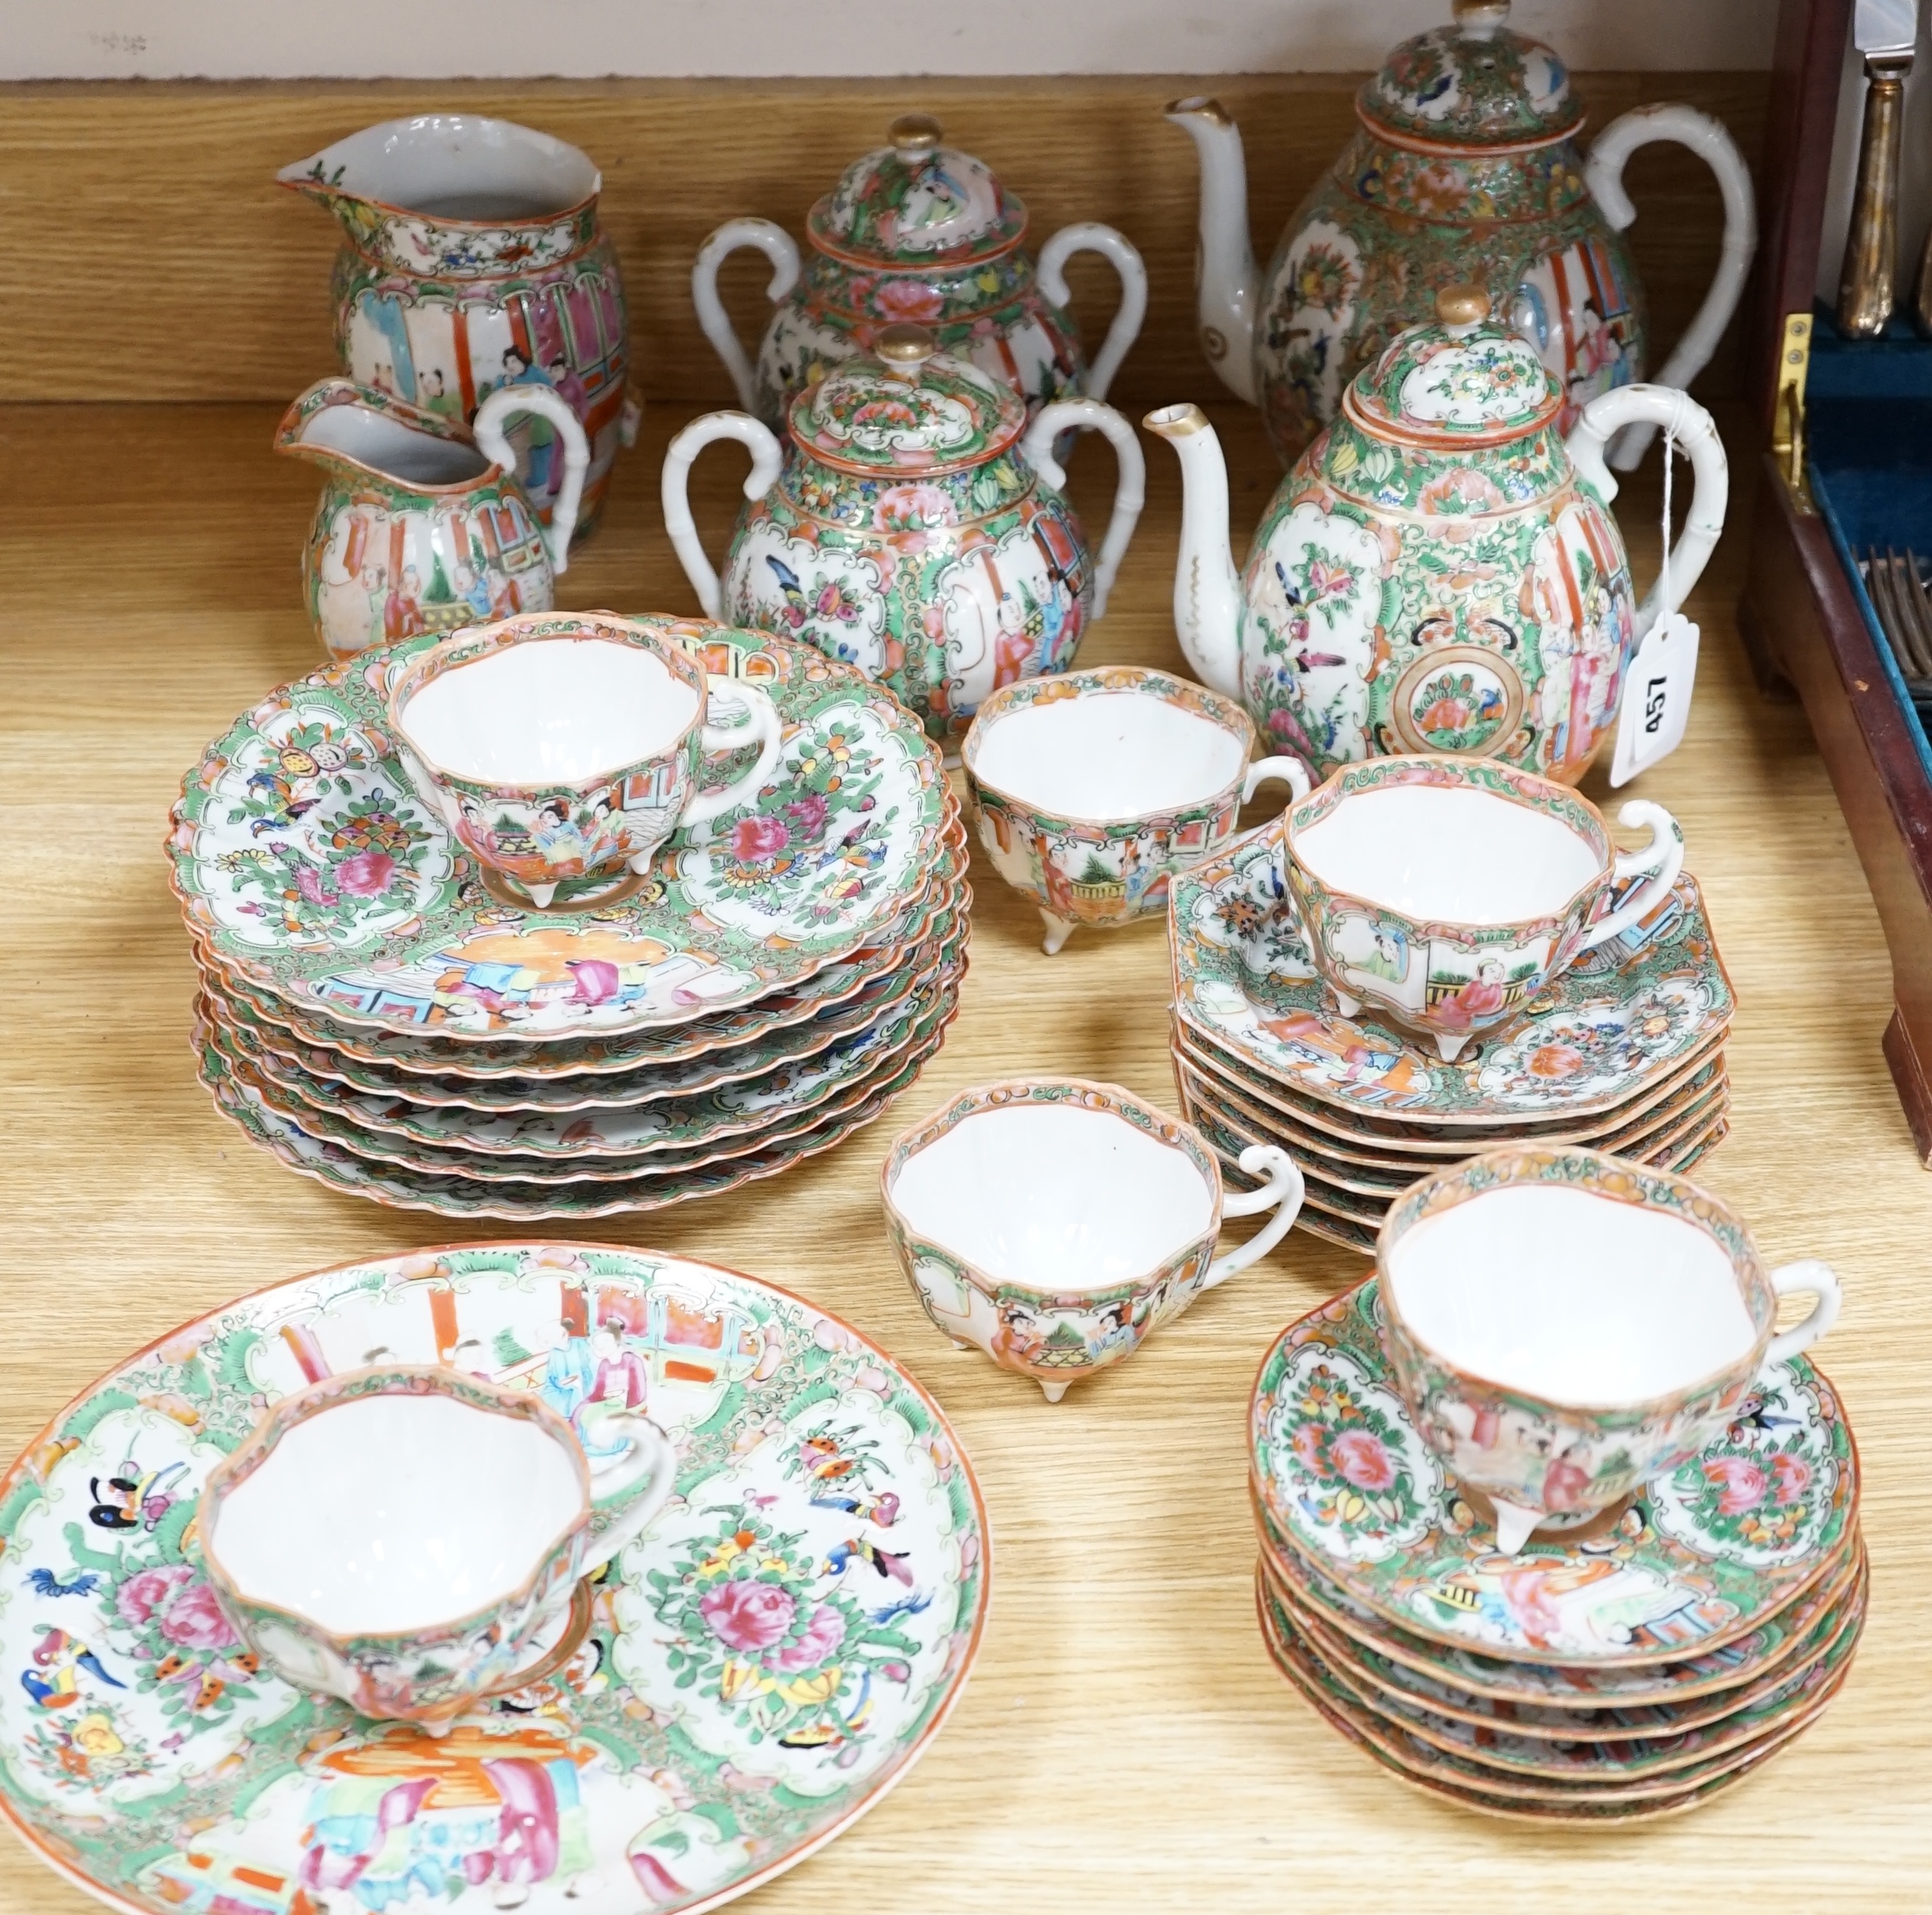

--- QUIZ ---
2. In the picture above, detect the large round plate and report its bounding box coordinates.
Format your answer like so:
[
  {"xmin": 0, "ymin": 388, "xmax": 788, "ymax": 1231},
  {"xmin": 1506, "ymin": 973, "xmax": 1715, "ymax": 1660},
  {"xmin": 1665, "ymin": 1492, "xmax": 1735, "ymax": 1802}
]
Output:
[
  {"xmin": 1169, "ymin": 821, "xmax": 1734, "ymax": 1126},
  {"xmin": 1249, "ymin": 1279, "xmax": 1857, "ymax": 1665},
  {"xmin": 168, "ymin": 619, "xmax": 948, "ymax": 1041},
  {"xmin": 0, "ymin": 1243, "xmax": 988, "ymax": 1914}
]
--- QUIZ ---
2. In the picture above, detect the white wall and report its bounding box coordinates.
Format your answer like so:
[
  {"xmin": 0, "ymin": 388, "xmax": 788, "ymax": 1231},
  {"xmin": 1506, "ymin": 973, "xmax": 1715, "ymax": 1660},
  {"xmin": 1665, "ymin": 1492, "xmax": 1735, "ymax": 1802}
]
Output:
[{"xmin": 11, "ymin": 0, "xmax": 1774, "ymax": 80}]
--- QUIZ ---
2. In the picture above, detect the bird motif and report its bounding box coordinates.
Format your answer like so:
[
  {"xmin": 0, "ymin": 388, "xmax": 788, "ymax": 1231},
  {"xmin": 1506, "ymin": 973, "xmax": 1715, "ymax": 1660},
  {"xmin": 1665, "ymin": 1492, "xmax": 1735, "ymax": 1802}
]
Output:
[
  {"xmin": 808, "ymin": 1489, "xmax": 900, "ymax": 1527},
  {"xmin": 23, "ymin": 1629, "xmax": 126, "ymax": 1708},
  {"xmin": 764, "ymin": 555, "xmax": 810, "ymax": 627},
  {"xmin": 822, "ymin": 1537, "xmax": 913, "ymax": 1586}
]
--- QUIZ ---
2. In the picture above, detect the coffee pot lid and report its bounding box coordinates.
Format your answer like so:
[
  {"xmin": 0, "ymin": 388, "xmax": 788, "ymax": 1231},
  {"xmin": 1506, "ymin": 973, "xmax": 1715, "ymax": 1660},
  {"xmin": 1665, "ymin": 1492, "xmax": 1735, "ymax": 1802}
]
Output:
[
  {"xmin": 788, "ymin": 323, "xmax": 1028, "ymax": 476},
  {"xmin": 1344, "ymin": 285, "xmax": 1562, "ymax": 446},
  {"xmin": 806, "ymin": 113, "xmax": 1029, "ymax": 267},
  {"xmin": 1361, "ymin": 0, "xmax": 1583, "ymax": 149}
]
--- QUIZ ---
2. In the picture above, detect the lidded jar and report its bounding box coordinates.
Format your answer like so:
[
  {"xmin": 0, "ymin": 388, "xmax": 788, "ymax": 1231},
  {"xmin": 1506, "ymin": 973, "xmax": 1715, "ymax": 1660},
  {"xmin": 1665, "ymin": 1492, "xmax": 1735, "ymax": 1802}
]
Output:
[
  {"xmin": 664, "ymin": 323, "xmax": 1145, "ymax": 744},
  {"xmin": 693, "ymin": 114, "xmax": 1146, "ymax": 431}
]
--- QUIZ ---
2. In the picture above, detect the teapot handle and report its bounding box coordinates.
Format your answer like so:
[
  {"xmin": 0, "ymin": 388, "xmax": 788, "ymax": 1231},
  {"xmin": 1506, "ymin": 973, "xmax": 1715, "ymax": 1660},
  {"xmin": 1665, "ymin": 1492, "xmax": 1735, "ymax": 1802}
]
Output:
[
  {"xmin": 1583, "ymin": 105, "xmax": 1756, "ymax": 472},
  {"xmin": 1037, "ymin": 223, "xmax": 1149, "ymax": 403},
  {"xmin": 692, "ymin": 219, "xmax": 803, "ymax": 414},
  {"xmin": 661, "ymin": 410, "xmax": 786, "ymax": 621},
  {"xmin": 1018, "ymin": 399, "xmax": 1147, "ymax": 621},
  {"xmin": 473, "ymin": 385, "xmax": 590, "ymax": 576},
  {"xmin": 1565, "ymin": 384, "xmax": 1728, "ymax": 641}
]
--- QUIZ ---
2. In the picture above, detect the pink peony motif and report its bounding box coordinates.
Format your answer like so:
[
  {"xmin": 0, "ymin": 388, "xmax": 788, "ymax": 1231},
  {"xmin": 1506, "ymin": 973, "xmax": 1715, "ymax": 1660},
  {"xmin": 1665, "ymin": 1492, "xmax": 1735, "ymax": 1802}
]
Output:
[
  {"xmin": 156, "ymin": 1580, "xmax": 239, "ymax": 1651},
  {"xmin": 700, "ymin": 1579, "xmax": 797, "ymax": 1654},
  {"xmin": 335, "ymin": 850, "xmax": 397, "ymax": 898},
  {"xmin": 294, "ymin": 864, "xmax": 339, "ymax": 906},
  {"xmin": 1769, "ymin": 1451, "xmax": 1813, "ymax": 1506},
  {"xmin": 786, "ymin": 794, "xmax": 830, "ymax": 838},
  {"xmin": 117, "ymin": 1565, "xmax": 195, "ymax": 1626},
  {"xmin": 1540, "ymin": 1457, "xmax": 1590, "ymax": 1514},
  {"xmin": 731, "ymin": 814, "xmax": 790, "ymax": 864},
  {"xmin": 873, "ymin": 484, "xmax": 953, "ymax": 536},
  {"xmin": 768, "ymin": 1601, "xmax": 847, "ymax": 1674},
  {"xmin": 1328, "ymin": 1428, "xmax": 1397, "ymax": 1492},
  {"xmin": 876, "ymin": 280, "xmax": 944, "ymax": 322},
  {"xmin": 1704, "ymin": 1455, "xmax": 1769, "ymax": 1516},
  {"xmin": 1290, "ymin": 1423, "xmax": 1328, "ymax": 1474}
]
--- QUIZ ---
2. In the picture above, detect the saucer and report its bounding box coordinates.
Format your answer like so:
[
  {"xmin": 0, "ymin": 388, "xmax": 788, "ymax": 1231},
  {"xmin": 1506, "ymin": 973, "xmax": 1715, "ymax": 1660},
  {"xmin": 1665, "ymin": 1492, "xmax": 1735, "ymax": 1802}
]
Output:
[
  {"xmin": 170, "ymin": 620, "xmax": 948, "ymax": 1040},
  {"xmin": 1170, "ymin": 820, "xmax": 1732, "ymax": 1126},
  {"xmin": 0, "ymin": 1242, "xmax": 988, "ymax": 1914},
  {"xmin": 1263, "ymin": 1559, "xmax": 1865, "ymax": 1780},
  {"xmin": 199, "ymin": 1018, "xmax": 958, "ymax": 1219},
  {"xmin": 1250, "ymin": 1279, "xmax": 1858, "ymax": 1664}
]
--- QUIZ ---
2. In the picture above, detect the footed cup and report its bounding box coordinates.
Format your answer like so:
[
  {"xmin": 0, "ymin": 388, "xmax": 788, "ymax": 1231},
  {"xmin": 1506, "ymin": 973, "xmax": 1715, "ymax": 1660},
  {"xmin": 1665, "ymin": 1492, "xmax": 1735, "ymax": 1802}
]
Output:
[
  {"xmin": 194, "ymin": 1364, "xmax": 675, "ymax": 1726},
  {"xmin": 1378, "ymin": 1145, "xmax": 1841, "ymax": 1555},
  {"xmin": 1283, "ymin": 753, "xmax": 1683, "ymax": 1060},
  {"xmin": 883, "ymin": 1078, "xmax": 1305, "ymax": 1399}
]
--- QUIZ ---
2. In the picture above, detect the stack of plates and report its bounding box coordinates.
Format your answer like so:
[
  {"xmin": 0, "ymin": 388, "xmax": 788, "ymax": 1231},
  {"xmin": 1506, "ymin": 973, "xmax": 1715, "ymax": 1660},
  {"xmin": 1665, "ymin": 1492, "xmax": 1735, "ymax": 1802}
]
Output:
[
  {"xmin": 169, "ymin": 624, "xmax": 968, "ymax": 1218},
  {"xmin": 1249, "ymin": 1280, "xmax": 1865, "ymax": 1824},
  {"xmin": 1167, "ymin": 819, "xmax": 1734, "ymax": 1249}
]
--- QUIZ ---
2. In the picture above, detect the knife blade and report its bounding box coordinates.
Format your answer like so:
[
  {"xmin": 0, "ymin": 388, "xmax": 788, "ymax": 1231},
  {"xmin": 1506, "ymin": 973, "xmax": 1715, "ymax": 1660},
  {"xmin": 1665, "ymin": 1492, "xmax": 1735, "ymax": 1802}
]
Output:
[{"xmin": 1841, "ymin": 0, "xmax": 1919, "ymax": 336}]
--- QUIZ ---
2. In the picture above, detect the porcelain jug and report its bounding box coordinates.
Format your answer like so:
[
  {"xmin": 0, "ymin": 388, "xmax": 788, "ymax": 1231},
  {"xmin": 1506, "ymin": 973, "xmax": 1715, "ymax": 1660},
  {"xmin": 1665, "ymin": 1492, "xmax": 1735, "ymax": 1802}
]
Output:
[
  {"xmin": 280, "ymin": 115, "xmax": 635, "ymax": 533},
  {"xmin": 664, "ymin": 323, "xmax": 1145, "ymax": 743},
  {"xmin": 275, "ymin": 377, "xmax": 588, "ymax": 661},
  {"xmin": 693, "ymin": 113, "xmax": 1147, "ymax": 431},
  {"xmin": 1168, "ymin": 0, "xmax": 1755, "ymax": 469},
  {"xmin": 1146, "ymin": 285, "xmax": 1727, "ymax": 786}
]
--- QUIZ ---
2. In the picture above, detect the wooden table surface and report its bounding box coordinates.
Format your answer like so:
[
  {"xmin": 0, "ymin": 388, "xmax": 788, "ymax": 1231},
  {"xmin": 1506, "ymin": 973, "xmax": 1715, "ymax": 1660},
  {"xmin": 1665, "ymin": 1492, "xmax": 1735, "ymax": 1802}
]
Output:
[{"xmin": 2, "ymin": 397, "xmax": 1925, "ymax": 1911}]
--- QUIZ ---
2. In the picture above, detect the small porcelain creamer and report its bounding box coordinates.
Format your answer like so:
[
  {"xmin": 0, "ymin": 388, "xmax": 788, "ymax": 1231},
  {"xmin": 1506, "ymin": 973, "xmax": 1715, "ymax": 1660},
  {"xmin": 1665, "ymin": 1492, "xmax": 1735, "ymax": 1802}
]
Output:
[
  {"xmin": 694, "ymin": 112, "xmax": 1146, "ymax": 429},
  {"xmin": 281, "ymin": 115, "xmax": 637, "ymax": 532},
  {"xmin": 1147, "ymin": 286, "xmax": 1728, "ymax": 786},
  {"xmin": 665, "ymin": 323, "xmax": 1145, "ymax": 742},
  {"xmin": 1168, "ymin": 0, "xmax": 1755, "ymax": 468},
  {"xmin": 275, "ymin": 377, "xmax": 588, "ymax": 660}
]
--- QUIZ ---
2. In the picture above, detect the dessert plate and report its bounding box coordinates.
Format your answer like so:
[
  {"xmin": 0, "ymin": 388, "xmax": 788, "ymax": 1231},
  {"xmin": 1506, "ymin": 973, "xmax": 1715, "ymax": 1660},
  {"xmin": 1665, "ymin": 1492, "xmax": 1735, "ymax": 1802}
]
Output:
[
  {"xmin": 200, "ymin": 1012, "xmax": 957, "ymax": 1219},
  {"xmin": 0, "ymin": 1242, "xmax": 988, "ymax": 1915},
  {"xmin": 1170, "ymin": 822, "xmax": 1733, "ymax": 1126},
  {"xmin": 199, "ymin": 967, "xmax": 961, "ymax": 1181},
  {"xmin": 207, "ymin": 897, "xmax": 960, "ymax": 1112},
  {"xmin": 169, "ymin": 619, "xmax": 948, "ymax": 1040},
  {"xmin": 1250, "ymin": 1279, "xmax": 1857, "ymax": 1664},
  {"xmin": 1265, "ymin": 1562, "xmax": 1864, "ymax": 1780},
  {"xmin": 1261, "ymin": 1541, "xmax": 1865, "ymax": 1729},
  {"xmin": 1258, "ymin": 1577, "xmax": 1848, "ymax": 1822}
]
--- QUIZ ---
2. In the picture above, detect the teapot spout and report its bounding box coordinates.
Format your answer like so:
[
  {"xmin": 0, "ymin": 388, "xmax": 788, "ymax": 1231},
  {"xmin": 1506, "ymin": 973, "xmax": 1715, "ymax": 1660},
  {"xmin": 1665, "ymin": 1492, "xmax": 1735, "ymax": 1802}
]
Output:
[
  {"xmin": 1143, "ymin": 404, "xmax": 1245, "ymax": 700},
  {"xmin": 1165, "ymin": 99, "xmax": 1258, "ymax": 406}
]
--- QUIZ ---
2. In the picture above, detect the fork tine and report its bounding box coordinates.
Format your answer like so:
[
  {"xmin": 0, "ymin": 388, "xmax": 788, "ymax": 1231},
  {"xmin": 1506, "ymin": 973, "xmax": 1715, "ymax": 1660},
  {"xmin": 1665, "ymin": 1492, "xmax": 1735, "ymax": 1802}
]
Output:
[
  {"xmin": 1869, "ymin": 548, "xmax": 1917, "ymax": 676},
  {"xmin": 1901, "ymin": 549, "xmax": 1932, "ymax": 674}
]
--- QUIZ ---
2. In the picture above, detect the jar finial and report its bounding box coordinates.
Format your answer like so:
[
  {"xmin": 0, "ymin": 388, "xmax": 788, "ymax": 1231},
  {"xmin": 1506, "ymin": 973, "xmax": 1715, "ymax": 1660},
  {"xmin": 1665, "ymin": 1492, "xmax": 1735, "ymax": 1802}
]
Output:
[
  {"xmin": 1452, "ymin": 0, "xmax": 1510, "ymax": 39},
  {"xmin": 876, "ymin": 323, "xmax": 938, "ymax": 374},
  {"xmin": 889, "ymin": 113, "xmax": 944, "ymax": 159},
  {"xmin": 1435, "ymin": 284, "xmax": 1492, "ymax": 329}
]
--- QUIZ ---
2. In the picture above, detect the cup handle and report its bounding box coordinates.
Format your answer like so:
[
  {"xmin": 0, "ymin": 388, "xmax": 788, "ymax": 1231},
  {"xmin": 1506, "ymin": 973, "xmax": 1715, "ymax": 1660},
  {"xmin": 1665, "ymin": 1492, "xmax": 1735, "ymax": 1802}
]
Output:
[
  {"xmin": 1766, "ymin": 1258, "xmax": 1843, "ymax": 1366},
  {"xmin": 577, "ymin": 1410, "xmax": 678, "ymax": 1577},
  {"xmin": 678, "ymin": 679, "xmax": 785, "ymax": 830},
  {"xmin": 1577, "ymin": 801, "xmax": 1684, "ymax": 950},
  {"xmin": 1203, "ymin": 1145, "xmax": 1305, "ymax": 1289},
  {"xmin": 1242, "ymin": 755, "xmax": 1311, "ymax": 806}
]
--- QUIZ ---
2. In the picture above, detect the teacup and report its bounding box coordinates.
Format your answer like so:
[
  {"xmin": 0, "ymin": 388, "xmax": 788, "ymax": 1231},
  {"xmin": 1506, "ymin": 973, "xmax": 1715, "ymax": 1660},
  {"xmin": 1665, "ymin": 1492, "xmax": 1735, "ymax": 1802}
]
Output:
[
  {"xmin": 882, "ymin": 1077, "xmax": 1305, "ymax": 1399},
  {"xmin": 1378, "ymin": 1145, "xmax": 1841, "ymax": 1555},
  {"xmin": 195, "ymin": 1364, "xmax": 676, "ymax": 1725},
  {"xmin": 1283, "ymin": 755, "xmax": 1684, "ymax": 1061},
  {"xmin": 962, "ymin": 666, "xmax": 1309, "ymax": 953},
  {"xmin": 388, "ymin": 610, "xmax": 783, "ymax": 908}
]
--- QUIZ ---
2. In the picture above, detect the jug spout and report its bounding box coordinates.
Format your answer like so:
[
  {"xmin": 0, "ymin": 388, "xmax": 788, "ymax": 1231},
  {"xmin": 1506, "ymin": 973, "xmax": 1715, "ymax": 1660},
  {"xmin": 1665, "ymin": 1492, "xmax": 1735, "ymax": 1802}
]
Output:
[
  {"xmin": 274, "ymin": 378, "xmax": 494, "ymax": 493},
  {"xmin": 1165, "ymin": 99, "xmax": 1259, "ymax": 406},
  {"xmin": 1143, "ymin": 404, "xmax": 1245, "ymax": 700}
]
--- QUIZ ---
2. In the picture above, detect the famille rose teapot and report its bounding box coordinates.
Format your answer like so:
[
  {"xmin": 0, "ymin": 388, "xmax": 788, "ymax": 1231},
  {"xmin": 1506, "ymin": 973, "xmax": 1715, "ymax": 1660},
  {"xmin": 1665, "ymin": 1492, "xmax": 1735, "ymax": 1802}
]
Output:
[
  {"xmin": 280, "ymin": 114, "xmax": 637, "ymax": 533},
  {"xmin": 1168, "ymin": 0, "xmax": 1755, "ymax": 468},
  {"xmin": 1146, "ymin": 285, "xmax": 1728, "ymax": 786},
  {"xmin": 663, "ymin": 323, "xmax": 1145, "ymax": 743},
  {"xmin": 693, "ymin": 113, "xmax": 1147, "ymax": 430},
  {"xmin": 275, "ymin": 377, "xmax": 588, "ymax": 660}
]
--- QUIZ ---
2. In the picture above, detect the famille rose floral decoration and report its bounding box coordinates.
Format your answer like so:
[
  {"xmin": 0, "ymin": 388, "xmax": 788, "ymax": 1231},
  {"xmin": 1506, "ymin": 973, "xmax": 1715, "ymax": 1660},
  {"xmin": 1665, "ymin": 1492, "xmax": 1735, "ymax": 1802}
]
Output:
[
  {"xmin": 666, "ymin": 325, "xmax": 1145, "ymax": 743},
  {"xmin": 275, "ymin": 376, "xmax": 589, "ymax": 661},
  {"xmin": 1147, "ymin": 286, "xmax": 1729, "ymax": 786},
  {"xmin": 281, "ymin": 114, "xmax": 638, "ymax": 533},
  {"xmin": 694, "ymin": 113, "xmax": 1147, "ymax": 429},
  {"xmin": 1166, "ymin": 0, "xmax": 1755, "ymax": 467},
  {"xmin": 0, "ymin": 1243, "xmax": 987, "ymax": 1915}
]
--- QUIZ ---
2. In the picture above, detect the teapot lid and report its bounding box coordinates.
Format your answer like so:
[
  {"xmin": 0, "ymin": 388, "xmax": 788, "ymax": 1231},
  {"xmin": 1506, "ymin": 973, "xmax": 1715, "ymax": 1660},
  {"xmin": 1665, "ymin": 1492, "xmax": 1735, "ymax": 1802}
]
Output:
[
  {"xmin": 1344, "ymin": 286, "xmax": 1562, "ymax": 447},
  {"xmin": 1361, "ymin": 1, "xmax": 1583, "ymax": 150},
  {"xmin": 788, "ymin": 324, "xmax": 1028, "ymax": 476},
  {"xmin": 806, "ymin": 113, "xmax": 1029, "ymax": 267}
]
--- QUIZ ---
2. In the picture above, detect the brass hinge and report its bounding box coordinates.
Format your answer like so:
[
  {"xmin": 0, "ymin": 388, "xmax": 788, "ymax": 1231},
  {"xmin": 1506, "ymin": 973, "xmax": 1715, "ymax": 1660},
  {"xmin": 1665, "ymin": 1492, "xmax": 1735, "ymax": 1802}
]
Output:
[{"xmin": 1771, "ymin": 310, "xmax": 1814, "ymax": 511}]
